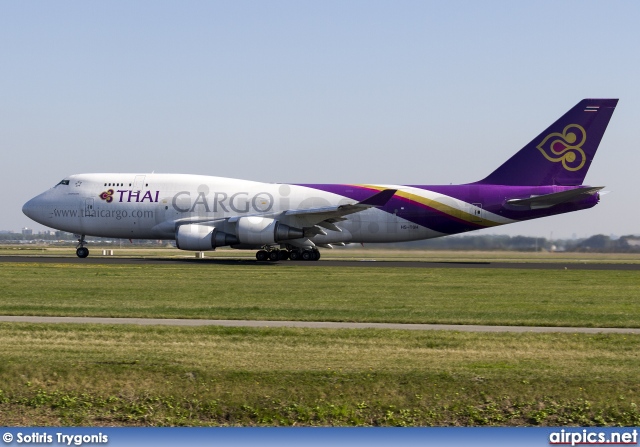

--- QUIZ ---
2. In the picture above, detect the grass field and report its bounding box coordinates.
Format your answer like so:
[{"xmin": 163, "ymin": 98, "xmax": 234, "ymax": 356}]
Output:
[
  {"xmin": 0, "ymin": 262, "xmax": 638, "ymax": 327},
  {"xmin": 0, "ymin": 323, "xmax": 639, "ymax": 426},
  {"xmin": 0, "ymin": 252, "xmax": 639, "ymax": 426}
]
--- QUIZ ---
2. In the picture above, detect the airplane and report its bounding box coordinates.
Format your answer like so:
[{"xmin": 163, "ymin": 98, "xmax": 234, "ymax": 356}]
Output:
[{"xmin": 22, "ymin": 98, "xmax": 617, "ymax": 261}]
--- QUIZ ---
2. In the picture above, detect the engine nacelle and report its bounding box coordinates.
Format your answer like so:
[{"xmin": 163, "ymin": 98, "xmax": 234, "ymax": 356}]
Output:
[
  {"xmin": 236, "ymin": 217, "xmax": 304, "ymax": 245},
  {"xmin": 175, "ymin": 224, "xmax": 238, "ymax": 251}
]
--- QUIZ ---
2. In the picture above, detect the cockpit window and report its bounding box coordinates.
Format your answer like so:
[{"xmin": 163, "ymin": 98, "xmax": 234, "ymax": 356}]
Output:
[{"xmin": 55, "ymin": 179, "xmax": 70, "ymax": 187}]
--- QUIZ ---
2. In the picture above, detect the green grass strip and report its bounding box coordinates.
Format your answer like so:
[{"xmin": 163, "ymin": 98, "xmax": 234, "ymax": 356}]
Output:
[
  {"xmin": 0, "ymin": 263, "xmax": 638, "ymax": 327},
  {"xmin": 0, "ymin": 324, "xmax": 639, "ymax": 426}
]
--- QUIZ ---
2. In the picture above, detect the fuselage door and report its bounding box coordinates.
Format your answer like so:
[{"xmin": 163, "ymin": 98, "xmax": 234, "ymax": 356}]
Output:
[
  {"xmin": 85, "ymin": 198, "xmax": 95, "ymax": 217},
  {"xmin": 470, "ymin": 203, "xmax": 483, "ymax": 222},
  {"xmin": 133, "ymin": 175, "xmax": 146, "ymax": 192}
]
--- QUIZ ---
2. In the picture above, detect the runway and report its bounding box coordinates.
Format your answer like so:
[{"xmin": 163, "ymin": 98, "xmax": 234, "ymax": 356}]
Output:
[
  {"xmin": 2, "ymin": 255, "xmax": 640, "ymax": 270},
  {"xmin": 1, "ymin": 315, "xmax": 639, "ymax": 334}
]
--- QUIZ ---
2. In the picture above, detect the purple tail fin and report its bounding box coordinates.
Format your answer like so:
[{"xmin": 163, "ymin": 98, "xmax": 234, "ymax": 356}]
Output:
[{"xmin": 476, "ymin": 99, "xmax": 618, "ymax": 186}]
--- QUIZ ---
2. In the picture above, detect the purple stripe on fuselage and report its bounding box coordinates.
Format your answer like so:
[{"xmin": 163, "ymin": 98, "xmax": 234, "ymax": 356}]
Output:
[
  {"xmin": 298, "ymin": 184, "xmax": 484, "ymax": 234},
  {"xmin": 298, "ymin": 183, "xmax": 599, "ymax": 235}
]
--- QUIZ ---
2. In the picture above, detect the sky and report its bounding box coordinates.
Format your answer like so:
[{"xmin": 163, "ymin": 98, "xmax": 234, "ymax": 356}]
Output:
[{"xmin": 2, "ymin": 1, "xmax": 639, "ymax": 238}]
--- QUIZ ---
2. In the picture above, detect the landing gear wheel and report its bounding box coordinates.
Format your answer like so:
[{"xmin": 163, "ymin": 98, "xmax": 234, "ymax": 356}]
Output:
[
  {"xmin": 301, "ymin": 250, "xmax": 313, "ymax": 261},
  {"xmin": 289, "ymin": 250, "xmax": 300, "ymax": 261},
  {"xmin": 268, "ymin": 250, "xmax": 280, "ymax": 261},
  {"xmin": 76, "ymin": 247, "xmax": 89, "ymax": 258},
  {"xmin": 313, "ymin": 250, "xmax": 320, "ymax": 261},
  {"xmin": 75, "ymin": 234, "xmax": 88, "ymax": 258},
  {"xmin": 279, "ymin": 250, "xmax": 290, "ymax": 261},
  {"xmin": 256, "ymin": 250, "xmax": 268, "ymax": 261}
]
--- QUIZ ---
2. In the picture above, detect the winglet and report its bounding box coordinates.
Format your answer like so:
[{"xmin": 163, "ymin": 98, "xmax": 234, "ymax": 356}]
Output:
[{"xmin": 357, "ymin": 189, "xmax": 397, "ymax": 207}]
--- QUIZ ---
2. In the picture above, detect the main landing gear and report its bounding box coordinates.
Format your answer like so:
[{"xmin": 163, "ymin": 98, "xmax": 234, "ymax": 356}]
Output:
[
  {"xmin": 76, "ymin": 234, "xmax": 89, "ymax": 258},
  {"xmin": 255, "ymin": 248, "xmax": 320, "ymax": 262}
]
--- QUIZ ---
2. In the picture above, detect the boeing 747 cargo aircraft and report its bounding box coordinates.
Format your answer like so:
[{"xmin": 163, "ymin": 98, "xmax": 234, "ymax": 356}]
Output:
[{"xmin": 23, "ymin": 99, "xmax": 617, "ymax": 260}]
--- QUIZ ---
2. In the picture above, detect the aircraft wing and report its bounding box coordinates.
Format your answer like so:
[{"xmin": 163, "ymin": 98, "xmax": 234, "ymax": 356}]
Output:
[
  {"xmin": 159, "ymin": 189, "xmax": 397, "ymax": 242},
  {"xmin": 506, "ymin": 186, "xmax": 604, "ymax": 209},
  {"xmin": 280, "ymin": 188, "xmax": 397, "ymax": 233}
]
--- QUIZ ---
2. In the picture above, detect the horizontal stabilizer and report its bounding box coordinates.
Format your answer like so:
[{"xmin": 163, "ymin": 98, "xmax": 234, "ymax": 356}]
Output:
[{"xmin": 506, "ymin": 187, "xmax": 604, "ymax": 209}]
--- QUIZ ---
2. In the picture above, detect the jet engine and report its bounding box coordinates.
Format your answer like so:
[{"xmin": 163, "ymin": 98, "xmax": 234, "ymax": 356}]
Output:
[
  {"xmin": 175, "ymin": 218, "xmax": 303, "ymax": 251},
  {"xmin": 175, "ymin": 224, "xmax": 239, "ymax": 251},
  {"xmin": 236, "ymin": 216, "xmax": 303, "ymax": 245}
]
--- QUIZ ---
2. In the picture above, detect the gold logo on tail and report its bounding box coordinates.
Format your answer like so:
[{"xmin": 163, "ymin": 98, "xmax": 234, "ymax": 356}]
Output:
[{"xmin": 536, "ymin": 124, "xmax": 587, "ymax": 171}]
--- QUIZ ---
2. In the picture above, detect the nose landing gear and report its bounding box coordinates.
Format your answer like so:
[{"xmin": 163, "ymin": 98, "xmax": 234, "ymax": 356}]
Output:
[{"xmin": 76, "ymin": 235, "xmax": 89, "ymax": 258}]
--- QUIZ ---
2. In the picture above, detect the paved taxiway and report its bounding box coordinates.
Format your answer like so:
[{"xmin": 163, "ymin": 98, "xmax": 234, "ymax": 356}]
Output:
[
  {"xmin": 2, "ymin": 256, "xmax": 640, "ymax": 270},
  {"xmin": 1, "ymin": 316, "xmax": 640, "ymax": 334}
]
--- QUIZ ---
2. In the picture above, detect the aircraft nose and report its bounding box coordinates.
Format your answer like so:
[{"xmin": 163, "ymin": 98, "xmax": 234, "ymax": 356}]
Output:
[{"xmin": 22, "ymin": 196, "xmax": 44, "ymax": 223}]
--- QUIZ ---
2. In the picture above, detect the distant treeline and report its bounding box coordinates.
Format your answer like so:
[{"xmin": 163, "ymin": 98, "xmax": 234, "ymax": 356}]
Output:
[
  {"xmin": 1, "ymin": 231, "xmax": 75, "ymax": 241},
  {"xmin": 0, "ymin": 232, "xmax": 161, "ymax": 246},
  {"xmin": 365, "ymin": 234, "xmax": 640, "ymax": 253},
  {"xmin": 2, "ymin": 231, "xmax": 640, "ymax": 253}
]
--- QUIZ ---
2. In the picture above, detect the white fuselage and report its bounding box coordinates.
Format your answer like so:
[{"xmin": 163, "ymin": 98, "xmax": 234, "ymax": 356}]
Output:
[{"xmin": 23, "ymin": 173, "xmax": 470, "ymax": 246}]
